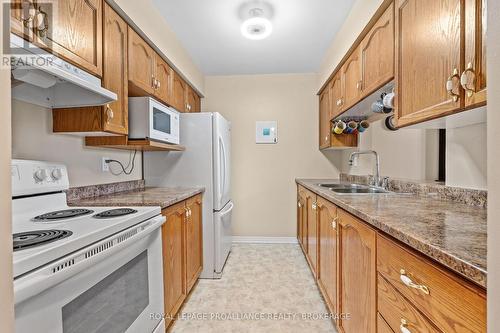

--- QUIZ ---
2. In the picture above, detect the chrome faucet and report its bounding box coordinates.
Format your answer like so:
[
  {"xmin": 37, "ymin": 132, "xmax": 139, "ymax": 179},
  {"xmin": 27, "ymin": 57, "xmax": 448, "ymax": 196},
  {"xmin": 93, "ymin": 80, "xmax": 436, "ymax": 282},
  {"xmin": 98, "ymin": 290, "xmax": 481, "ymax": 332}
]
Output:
[{"xmin": 349, "ymin": 150, "xmax": 387, "ymax": 188}]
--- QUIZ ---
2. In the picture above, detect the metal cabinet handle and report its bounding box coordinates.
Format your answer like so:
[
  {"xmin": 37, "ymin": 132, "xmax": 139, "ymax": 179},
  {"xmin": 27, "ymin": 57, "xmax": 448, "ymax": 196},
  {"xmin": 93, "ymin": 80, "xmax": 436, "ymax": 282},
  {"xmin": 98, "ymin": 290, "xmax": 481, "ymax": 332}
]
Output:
[
  {"xmin": 331, "ymin": 216, "xmax": 338, "ymax": 229},
  {"xmin": 460, "ymin": 62, "xmax": 476, "ymax": 97},
  {"xmin": 157, "ymin": 79, "xmax": 161, "ymax": 89},
  {"xmin": 106, "ymin": 104, "xmax": 114, "ymax": 122},
  {"xmin": 20, "ymin": 2, "xmax": 37, "ymax": 28},
  {"xmin": 34, "ymin": 6, "xmax": 48, "ymax": 37},
  {"xmin": 356, "ymin": 80, "xmax": 363, "ymax": 90},
  {"xmin": 400, "ymin": 319, "xmax": 412, "ymax": 333},
  {"xmin": 311, "ymin": 202, "xmax": 317, "ymax": 210},
  {"xmin": 297, "ymin": 201, "xmax": 302, "ymax": 208},
  {"xmin": 325, "ymin": 136, "xmax": 329, "ymax": 142},
  {"xmin": 336, "ymin": 99, "xmax": 343, "ymax": 106},
  {"xmin": 400, "ymin": 269, "xmax": 430, "ymax": 295},
  {"xmin": 446, "ymin": 68, "xmax": 460, "ymax": 102}
]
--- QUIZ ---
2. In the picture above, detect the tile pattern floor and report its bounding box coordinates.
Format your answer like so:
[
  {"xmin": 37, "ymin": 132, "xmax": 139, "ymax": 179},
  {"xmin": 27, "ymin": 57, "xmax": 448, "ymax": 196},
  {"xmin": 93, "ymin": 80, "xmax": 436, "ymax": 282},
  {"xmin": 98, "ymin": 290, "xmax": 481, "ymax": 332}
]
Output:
[{"xmin": 171, "ymin": 243, "xmax": 337, "ymax": 333}]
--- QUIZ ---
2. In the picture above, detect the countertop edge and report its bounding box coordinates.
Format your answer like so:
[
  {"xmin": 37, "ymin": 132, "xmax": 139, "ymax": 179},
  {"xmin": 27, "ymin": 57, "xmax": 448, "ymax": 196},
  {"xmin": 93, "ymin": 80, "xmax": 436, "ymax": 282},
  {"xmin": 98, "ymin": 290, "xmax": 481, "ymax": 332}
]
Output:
[{"xmin": 296, "ymin": 179, "xmax": 487, "ymax": 289}]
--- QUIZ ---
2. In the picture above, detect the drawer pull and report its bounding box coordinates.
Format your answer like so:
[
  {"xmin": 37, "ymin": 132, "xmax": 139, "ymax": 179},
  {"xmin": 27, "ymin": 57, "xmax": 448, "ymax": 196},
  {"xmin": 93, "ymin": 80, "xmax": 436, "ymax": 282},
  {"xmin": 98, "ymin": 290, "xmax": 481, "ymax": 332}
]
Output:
[
  {"xmin": 400, "ymin": 269, "xmax": 430, "ymax": 295},
  {"xmin": 400, "ymin": 318, "xmax": 412, "ymax": 333}
]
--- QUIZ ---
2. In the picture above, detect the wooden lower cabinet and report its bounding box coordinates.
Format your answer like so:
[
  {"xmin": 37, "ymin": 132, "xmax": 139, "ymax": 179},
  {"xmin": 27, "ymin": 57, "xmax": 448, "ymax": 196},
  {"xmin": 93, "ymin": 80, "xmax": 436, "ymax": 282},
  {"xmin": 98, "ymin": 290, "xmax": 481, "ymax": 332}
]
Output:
[
  {"xmin": 304, "ymin": 189, "xmax": 318, "ymax": 276},
  {"xmin": 185, "ymin": 194, "xmax": 203, "ymax": 293},
  {"xmin": 161, "ymin": 194, "xmax": 203, "ymax": 329},
  {"xmin": 338, "ymin": 209, "xmax": 377, "ymax": 333},
  {"xmin": 317, "ymin": 197, "xmax": 338, "ymax": 316},
  {"xmin": 296, "ymin": 186, "xmax": 486, "ymax": 333}
]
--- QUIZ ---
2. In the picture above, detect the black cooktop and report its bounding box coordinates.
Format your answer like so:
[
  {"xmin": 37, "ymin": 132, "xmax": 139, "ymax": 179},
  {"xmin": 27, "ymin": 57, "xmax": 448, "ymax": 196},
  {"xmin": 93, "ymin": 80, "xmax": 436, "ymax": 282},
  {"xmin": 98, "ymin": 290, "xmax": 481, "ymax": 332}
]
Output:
[
  {"xmin": 33, "ymin": 209, "xmax": 94, "ymax": 222},
  {"xmin": 93, "ymin": 208, "xmax": 138, "ymax": 219},
  {"xmin": 13, "ymin": 230, "xmax": 73, "ymax": 251}
]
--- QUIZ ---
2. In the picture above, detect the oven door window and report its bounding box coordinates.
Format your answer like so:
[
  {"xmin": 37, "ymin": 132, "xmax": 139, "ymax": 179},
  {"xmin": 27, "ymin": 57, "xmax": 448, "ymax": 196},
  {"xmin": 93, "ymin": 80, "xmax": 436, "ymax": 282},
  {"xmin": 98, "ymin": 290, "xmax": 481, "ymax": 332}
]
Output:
[
  {"xmin": 153, "ymin": 108, "xmax": 171, "ymax": 135},
  {"xmin": 62, "ymin": 251, "xmax": 149, "ymax": 333}
]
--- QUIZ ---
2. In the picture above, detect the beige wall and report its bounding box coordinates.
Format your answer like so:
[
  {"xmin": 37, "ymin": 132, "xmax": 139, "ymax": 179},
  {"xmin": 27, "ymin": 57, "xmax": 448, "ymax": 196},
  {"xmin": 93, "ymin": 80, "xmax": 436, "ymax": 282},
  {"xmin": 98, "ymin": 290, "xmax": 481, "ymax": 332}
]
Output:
[
  {"xmin": 0, "ymin": 0, "xmax": 14, "ymax": 330},
  {"xmin": 204, "ymin": 74, "xmax": 342, "ymax": 237},
  {"xmin": 12, "ymin": 100, "xmax": 143, "ymax": 187},
  {"xmin": 488, "ymin": 0, "xmax": 499, "ymax": 330},
  {"xmin": 113, "ymin": 0, "xmax": 204, "ymax": 94}
]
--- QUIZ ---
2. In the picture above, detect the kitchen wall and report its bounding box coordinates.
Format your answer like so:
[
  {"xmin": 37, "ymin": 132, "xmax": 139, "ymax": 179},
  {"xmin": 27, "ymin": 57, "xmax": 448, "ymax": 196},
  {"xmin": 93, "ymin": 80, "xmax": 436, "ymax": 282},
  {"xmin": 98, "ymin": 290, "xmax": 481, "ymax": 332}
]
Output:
[
  {"xmin": 204, "ymin": 74, "xmax": 342, "ymax": 238},
  {"xmin": 488, "ymin": 0, "xmax": 500, "ymax": 330},
  {"xmin": 0, "ymin": 0, "xmax": 14, "ymax": 330},
  {"xmin": 320, "ymin": 0, "xmax": 487, "ymax": 190},
  {"xmin": 112, "ymin": 0, "xmax": 204, "ymax": 93},
  {"xmin": 11, "ymin": 100, "xmax": 143, "ymax": 187}
]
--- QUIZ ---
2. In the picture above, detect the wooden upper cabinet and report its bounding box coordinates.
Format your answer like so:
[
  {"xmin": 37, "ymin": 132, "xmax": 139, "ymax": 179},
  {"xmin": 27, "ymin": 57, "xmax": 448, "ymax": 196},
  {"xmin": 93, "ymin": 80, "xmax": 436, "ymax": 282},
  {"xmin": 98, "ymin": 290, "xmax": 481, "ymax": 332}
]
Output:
[
  {"xmin": 305, "ymin": 190, "xmax": 318, "ymax": 276},
  {"xmin": 394, "ymin": 0, "xmax": 462, "ymax": 127},
  {"xmin": 101, "ymin": 3, "xmax": 128, "ymax": 135},
  {"xmin": 330, "ymin": 73, "xmax": 344, "ymax": 119},
  {"xmin": 128, "ymin": 27, "xmax": 156, "ymax": 96},
  {"xmin": 171, "ymin": 71, "xmax": 187, "ymax": 112},
  {"xmin": 341, "ymin": 47, "xmax": 362, "ymax": 110},
  {"xmin": 319, "ymin": 82, "xmax": 331, "ymax": 149},
  {"xmin": 464, "ymin": 0, "xmax": 487, "ymax": 107},
  {"xmin": 338, "ymin": 209, "xmax": 376, "ymax": 333},
  {"xmin": 161, "ymin": 202, "xmax": 187, "ymax": 328},
  {"xmin": 30, "ymin": 0, "xmax": 103, "ymax": 77},
  {"xmin": 154, "ymin": 55, "xmax": 174, "ymax": 105},
  {"xmin": 317, "ymin": 197, "xmax": 338, "ymax": 317},
  {"xmin": 185, "ymin": 86, "xmax": 200, "ymax": 113},
  {"xmin": 185, "ymin": 195, "xmax": 203, "ymax": 293},
  {"xmin": 360, "ymin": 2, "xmax": 394, "ymax": 97}
]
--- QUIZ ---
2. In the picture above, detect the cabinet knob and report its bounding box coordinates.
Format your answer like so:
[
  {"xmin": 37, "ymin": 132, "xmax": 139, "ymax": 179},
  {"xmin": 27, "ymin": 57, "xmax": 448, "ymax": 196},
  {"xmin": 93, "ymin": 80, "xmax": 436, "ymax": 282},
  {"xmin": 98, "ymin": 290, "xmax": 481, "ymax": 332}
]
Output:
[
  {"xmin": 331, "ymin": 216, "xmax": 338, "ymax": 229},
  {"xmin": 336, "ymin": 99, "xmax": 343, "ymax": 106},
  {"xmin": 460, "ymin": 62, "xmax": 476, "ymax": 97},
  {"xmin": 356, "ymin": 80, "xmax": 363, "ymax": 90},
  {"xmin": 446, "ymin": 68, "xmax": 460, "ymax": 102},
  {"xmin": 297, "ymin": 201, "xmax": 302, "ymax": 208}
]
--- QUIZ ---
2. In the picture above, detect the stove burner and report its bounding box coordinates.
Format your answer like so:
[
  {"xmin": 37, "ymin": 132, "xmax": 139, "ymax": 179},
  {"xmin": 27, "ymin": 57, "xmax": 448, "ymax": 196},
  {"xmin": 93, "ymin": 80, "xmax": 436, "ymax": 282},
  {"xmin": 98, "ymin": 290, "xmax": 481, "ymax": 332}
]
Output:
[
  {"xmin": 33, "ymin": 209, "xmax": 94, "ymax": 222},
  {"xmin": 13, "ymin": 230, "xmax": 73, "ymax": 251},
  {"xmin": 93, "ymin": 208, "xmax": 138, "ymax": 219}
]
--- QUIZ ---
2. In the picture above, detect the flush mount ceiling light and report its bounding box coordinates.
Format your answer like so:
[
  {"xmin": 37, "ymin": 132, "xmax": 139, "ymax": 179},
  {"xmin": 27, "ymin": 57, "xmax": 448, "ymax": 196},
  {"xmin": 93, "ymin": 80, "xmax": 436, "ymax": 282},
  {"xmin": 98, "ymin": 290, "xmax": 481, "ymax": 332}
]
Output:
[{"xmin": 241, "ymin": 8, "xmax": 273, "ymax": 40}]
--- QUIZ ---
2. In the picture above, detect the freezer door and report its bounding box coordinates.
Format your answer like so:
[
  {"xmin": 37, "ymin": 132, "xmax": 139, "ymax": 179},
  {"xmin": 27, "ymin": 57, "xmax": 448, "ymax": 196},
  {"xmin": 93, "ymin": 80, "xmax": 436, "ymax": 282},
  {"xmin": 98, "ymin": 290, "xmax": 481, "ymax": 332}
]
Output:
[
  {"xmin": 214, "ymin": 201, "xmax": 233, "ymax": 274},
  {"xmin": 213, "ymin": 113, "xmax": 231, "ymax": 211}
]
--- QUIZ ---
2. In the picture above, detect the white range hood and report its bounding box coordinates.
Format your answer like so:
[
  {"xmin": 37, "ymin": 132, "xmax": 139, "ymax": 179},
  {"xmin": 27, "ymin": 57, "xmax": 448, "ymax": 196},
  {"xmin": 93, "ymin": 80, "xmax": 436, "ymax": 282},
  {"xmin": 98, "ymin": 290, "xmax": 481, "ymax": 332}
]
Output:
[{"xmin": 10, "ymin": 33, "xmax": 117, "ymax": 108}]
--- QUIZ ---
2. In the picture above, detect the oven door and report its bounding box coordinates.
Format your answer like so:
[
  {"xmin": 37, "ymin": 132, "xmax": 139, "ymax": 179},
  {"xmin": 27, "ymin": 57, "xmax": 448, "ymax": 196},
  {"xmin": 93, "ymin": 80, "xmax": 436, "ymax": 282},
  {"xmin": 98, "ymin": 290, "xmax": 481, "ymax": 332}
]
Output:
[
  {"xmin": 15, "ymin": 216, "xmax": 165, "ymax": 333},
  {"xmin": 149, "ymin": 100, "xmax": 180, "ymax": 144}
]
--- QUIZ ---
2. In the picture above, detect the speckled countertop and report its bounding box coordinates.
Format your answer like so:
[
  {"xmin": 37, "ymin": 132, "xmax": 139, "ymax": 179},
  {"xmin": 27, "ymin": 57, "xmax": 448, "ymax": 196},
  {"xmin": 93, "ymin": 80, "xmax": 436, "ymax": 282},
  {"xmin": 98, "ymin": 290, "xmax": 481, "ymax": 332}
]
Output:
[
  {"xmin": 68, "ymin": 187, "xmax": 205, "ymax": 210},
  {"xmin": 296, "ymin": 179, "xmax": 487, "ymax": 288}
]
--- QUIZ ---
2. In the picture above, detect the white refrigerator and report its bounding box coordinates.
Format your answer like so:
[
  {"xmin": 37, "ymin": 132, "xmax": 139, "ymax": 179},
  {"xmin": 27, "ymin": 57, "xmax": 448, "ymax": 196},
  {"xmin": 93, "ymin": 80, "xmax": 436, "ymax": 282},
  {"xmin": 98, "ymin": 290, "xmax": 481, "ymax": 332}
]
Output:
[{"xmin": 144, "ymin": 112, "xmax": 232, "ymax": 279}]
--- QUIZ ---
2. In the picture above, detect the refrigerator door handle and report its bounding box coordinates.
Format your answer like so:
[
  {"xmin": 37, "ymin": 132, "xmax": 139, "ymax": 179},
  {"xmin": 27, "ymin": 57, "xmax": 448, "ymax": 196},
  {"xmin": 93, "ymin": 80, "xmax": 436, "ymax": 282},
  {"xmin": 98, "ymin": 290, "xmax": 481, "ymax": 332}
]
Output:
[
  {"xmin": 218, "ymin": 136, "xmax": 227, "ymax": 205},
  {"xmin": 220, "ymin": 201, "xmax": 234, "ymax": 216}
]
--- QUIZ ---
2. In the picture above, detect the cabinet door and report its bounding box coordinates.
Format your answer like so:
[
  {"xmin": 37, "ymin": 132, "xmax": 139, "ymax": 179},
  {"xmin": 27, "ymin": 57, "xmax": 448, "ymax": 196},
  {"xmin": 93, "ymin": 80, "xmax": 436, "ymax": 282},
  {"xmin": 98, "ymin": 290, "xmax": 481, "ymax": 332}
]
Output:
[
  {"xmin": 102, "ymin": 3, "xmax": 127, "ymax": 135},
  {"xmin": 330, "ymin": 73, "xmax": 344, "ymax": 119},
  {"xmin": 154, "ymin": 55, "xmax": 173, "ymax": 105},
  {"xmin": 162, "ymin": 202, "xmax": 187, "ymax": 328},
  {"xmin": 394, "ymin": 0, "xmax": 462, "ymax": 127},
  {"xmin": 297, "ymin": 186, "xmax": 308, "ymax": 251},
  {"xmin": 11, "ymin": 0, "xmax": 36, "ymax": 41},
  {"xmin": 341, "ymin": 47, "xmax": 362, "ymax": 110},
  {"xmin": 32, "ymin": 0, "xmax": 102, "ymax": 76},
  {"xmin": 128, "ymin": 27, "xmax": 155, "ymax": 96},
  {"xmin": 361, "ymin": 2, "xmax": 394, "ymax": 97},
  {"xmin": 185, "ymin": 86, "xmax": 199, "ymax": 113},
  {"xmin": 305, "ymin": 190, "xmax": 318, "ymax": 276},
  {"xmin": 317, "ymin": 197, "xmax": 338, "ymax": 316},
  {"xmin": 319, "ymin": 83, "xmax": 331, "ymax": 149},
  {"xmin": 463, "ymin": 0, "xmax": 487, "ymax": 107},
  {"xmin": 171, "ymin": 71, "xmax": 187, "ymax": 112},
  {"xmin": 185, "ymin": 195, "xmax": 203, "ymax": 293},
  {"xmin": 338, "ymin": 209, "xmax": 376, "ymax": 333}
]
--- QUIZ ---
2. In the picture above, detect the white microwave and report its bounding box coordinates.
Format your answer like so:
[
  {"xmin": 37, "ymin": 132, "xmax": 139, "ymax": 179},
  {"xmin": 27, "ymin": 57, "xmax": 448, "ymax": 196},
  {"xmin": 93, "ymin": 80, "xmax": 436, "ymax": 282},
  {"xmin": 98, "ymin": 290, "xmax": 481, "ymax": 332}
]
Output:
[{"xmin": 128, "ymin": 97, "xmax": 180, "ymax": 144}]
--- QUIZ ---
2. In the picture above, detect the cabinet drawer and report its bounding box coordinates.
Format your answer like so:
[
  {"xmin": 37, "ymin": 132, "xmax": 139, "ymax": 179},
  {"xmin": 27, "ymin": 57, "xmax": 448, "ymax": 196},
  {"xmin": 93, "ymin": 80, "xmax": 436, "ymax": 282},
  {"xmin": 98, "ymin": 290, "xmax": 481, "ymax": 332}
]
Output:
[
  {"xmin": 378, "ymin": 274, "xmax": 440, "ymax": 333},
  {"xmin": 377, "ymin": 313, "xmax": 394, "ymax": 333},
  {"xmin": 377, "ymin": 236, "xmax": 486, "ymax": 333}
]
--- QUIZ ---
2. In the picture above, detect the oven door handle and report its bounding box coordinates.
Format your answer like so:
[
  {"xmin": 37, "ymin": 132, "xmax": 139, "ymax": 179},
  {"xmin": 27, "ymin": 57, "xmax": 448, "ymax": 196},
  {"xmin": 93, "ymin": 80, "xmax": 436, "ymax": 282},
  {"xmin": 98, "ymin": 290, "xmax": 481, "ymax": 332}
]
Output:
[{"xmin": 14, "ymin": 215, "xmax": 166, "ymax": 304}]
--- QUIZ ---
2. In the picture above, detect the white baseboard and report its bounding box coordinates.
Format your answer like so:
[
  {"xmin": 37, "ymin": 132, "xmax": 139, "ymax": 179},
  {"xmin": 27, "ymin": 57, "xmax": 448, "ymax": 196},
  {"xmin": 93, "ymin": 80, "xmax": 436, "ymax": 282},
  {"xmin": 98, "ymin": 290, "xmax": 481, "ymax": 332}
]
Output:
[{"xmin": 232, "ymin": 236, "xmax": 298, "ymax": 244}]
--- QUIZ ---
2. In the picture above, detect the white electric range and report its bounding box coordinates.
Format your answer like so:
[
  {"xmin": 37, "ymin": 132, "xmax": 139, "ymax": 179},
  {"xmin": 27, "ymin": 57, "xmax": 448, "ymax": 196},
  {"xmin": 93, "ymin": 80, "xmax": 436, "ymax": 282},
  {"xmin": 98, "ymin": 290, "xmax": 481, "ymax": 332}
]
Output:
[{"xmin": 12, "ymin": 159, "xmax": 166, "ymax": 333}]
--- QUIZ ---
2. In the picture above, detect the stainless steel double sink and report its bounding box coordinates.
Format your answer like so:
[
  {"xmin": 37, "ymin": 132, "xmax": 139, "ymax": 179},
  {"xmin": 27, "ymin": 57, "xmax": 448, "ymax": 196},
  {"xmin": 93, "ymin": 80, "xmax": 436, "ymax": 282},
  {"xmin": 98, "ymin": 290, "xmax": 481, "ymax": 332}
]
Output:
[{"xmin": 317, "ymin": 183, "xmax": 392, "ymax": 195}]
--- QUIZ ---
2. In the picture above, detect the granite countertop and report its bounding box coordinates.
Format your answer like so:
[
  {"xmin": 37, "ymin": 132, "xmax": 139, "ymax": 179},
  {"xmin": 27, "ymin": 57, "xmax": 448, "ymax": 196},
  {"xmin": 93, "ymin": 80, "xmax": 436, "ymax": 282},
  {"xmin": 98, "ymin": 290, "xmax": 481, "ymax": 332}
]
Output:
[
  {"xmin": 68, "ymin": 187, "xmax": 205, "ymax": 210},
  {"xmin": 296, "ymin": 179, "xmax": 487, "ymax": 288}
]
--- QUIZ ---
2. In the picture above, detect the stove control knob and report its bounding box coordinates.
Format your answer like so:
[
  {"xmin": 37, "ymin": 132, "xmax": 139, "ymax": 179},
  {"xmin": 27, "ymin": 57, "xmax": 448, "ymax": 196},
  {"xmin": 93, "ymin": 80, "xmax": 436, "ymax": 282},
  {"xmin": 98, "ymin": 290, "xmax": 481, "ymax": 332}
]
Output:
[
  {"xmin": 51, "ymin": 168, "xmax": 63, "ymax": 180},
  {"xmin": 34, "ymin": 169, "xmax": 48, "ymax": 182}
]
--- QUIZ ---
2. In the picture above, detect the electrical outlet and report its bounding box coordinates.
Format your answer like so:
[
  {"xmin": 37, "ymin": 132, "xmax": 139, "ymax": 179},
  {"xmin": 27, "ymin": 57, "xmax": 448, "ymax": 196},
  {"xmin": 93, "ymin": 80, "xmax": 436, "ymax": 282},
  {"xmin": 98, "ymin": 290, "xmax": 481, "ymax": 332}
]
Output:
[{"xmin": 101, "ymin": 157, "xmax": 110, "ymax": 172}]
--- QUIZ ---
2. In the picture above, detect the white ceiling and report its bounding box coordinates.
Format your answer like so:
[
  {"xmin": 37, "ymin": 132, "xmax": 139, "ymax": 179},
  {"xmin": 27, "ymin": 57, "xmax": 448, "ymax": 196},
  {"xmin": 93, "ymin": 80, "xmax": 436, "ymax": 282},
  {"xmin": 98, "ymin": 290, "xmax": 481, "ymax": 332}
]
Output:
[{"xmin": 152, "ymin": 0, "xmax": 355, "ymax": 75}]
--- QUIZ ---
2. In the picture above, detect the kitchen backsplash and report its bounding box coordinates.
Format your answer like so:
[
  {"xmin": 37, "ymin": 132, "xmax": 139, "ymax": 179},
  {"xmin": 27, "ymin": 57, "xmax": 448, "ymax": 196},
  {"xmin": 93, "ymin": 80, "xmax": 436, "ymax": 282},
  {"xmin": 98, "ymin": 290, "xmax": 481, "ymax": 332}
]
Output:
[
  {"xmin": 339, "ymin": 173, "xmax": 487, "ymax": 208},
  {"xmin": 65, "ymin": 180, "xmax": 145, "ymax": 202}
]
